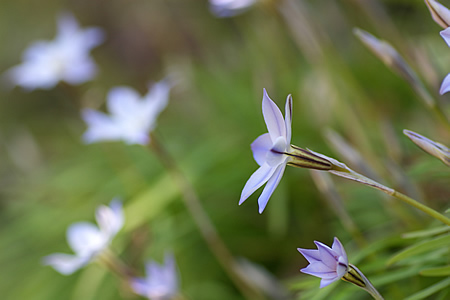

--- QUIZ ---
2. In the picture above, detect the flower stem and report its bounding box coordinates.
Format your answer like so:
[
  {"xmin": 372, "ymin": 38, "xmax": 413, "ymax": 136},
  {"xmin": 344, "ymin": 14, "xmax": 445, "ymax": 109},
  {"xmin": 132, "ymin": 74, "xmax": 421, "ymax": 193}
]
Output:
[
  {"xmin": 149, "ymin": 134, "xmax": 266, "ymax": 300},
  {"xmin": 98, "ymin": 249, "xmax": 135, "ymax": 279},
  {"xmin": 389, "ymin": 190, "xmax": 450, "ymax": 226},
  {"xmin": 342, "ymin": 264, "xmax": 384, "ymax": 300}
]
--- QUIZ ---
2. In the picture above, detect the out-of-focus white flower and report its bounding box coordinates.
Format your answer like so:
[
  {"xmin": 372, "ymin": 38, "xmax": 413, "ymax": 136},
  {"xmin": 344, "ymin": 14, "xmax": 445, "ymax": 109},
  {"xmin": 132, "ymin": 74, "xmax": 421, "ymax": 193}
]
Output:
[
  {"xmin": 82, "ymin": 80, "xmax": 171, "ymax": 145},
  {"xmin": 209, "ymin": 0, "xmax": 258, "ymax": 18},
  {"xmin": 42, "ymin": 199, "xmax": 123, "ymax": 275},
  {"xmin": 7, "ymin": 12, "xmax": 104, "ymax": 91},
  {"xmin": 130, "ymin": 253, "xmax": 178, "ymax": 300}
]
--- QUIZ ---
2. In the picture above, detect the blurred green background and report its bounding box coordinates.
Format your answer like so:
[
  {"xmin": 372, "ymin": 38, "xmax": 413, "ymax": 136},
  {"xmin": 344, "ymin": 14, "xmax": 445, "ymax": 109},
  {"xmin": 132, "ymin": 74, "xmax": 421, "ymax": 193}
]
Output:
[{"xmin": 0, "ymin": 0, "xmax": 449, "ymax": 299}]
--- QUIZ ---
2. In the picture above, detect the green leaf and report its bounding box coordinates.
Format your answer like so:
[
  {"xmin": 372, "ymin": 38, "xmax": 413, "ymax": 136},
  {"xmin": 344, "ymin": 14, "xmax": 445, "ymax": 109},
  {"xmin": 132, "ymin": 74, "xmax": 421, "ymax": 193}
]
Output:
[
  {"xmin": 387, "ymin": 234, "xmax": 450, "ymax": 265},
  {"xmin": 420, "ymin": 265, "xmax": 450, "ymax": 277},
  {"xmin": 404, "ymin": 277, "xmax": 450, "ymax": 300},
  {"xmin": 402, "ymin": 226, "xmax": 450, "ymax": 239}
]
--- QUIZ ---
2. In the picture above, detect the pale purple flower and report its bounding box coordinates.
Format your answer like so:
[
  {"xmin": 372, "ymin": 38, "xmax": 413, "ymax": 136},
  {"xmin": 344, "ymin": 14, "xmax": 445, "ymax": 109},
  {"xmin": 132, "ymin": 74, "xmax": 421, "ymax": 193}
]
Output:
[
  {"xmin": 297, "ymin": 237, "xmax": 349, "ymax": 288},
  {"xmin": 209, "ymin": 0, "xmax": 257, "ymax": 18},
  {"xmin": 440, "ymin": 28, "xmax": 450, "ymax": 95},
  {"xmin": 239, "ymin": 89, "xmax": 293, "ymax": 213},
  {"xmin": 7, "ymin": 13, "xmax": 104, "ymax": 90},
  {"xmin": 82, "ymin": 80, "xmax": 171, "ymax": 145},
  {"xmin": 43, "ymin": 199, "xmax": 124, "ymax": 275},
  {"xmin": 130, "ymin": 253, "xmax": 178, "ymax": 300}
]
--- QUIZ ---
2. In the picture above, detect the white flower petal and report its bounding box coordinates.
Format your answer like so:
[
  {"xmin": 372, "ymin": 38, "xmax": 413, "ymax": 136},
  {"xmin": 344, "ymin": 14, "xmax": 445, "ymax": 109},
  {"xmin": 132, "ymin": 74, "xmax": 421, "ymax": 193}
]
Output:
[
  {"xmin": 143, "ymin": 80, "xmax": 171, "ymax": 123},
  {"xmin": 67, "ymin": 221, "xmax": 107, "ymax": 257},
  {"xmin": 319, "ymin": 278, "xmax": 338, "ymax": 288},
  {"xmin": 239, "ymin": 164, "xmax": 277, "ymax": 205},
  {"xmin": 130, "ymin": 278, "xmax": 150, "ymax": 297},
  {"xmin": 81, "ymin": 109, "xmax": 123, "ymax": 143},
  {"xmin": 262, "ymin": 89, "xmax": 287, "ymax": 142},
  {"xmin": 258, "ymin": 162, "xmax": 286, "ymax": 213},
  {"xmin": 440, "ymin": 73, "xmax": 450, "ymax": 95},
  {"xmin": 96, "ymin": 198, "xmax": 124, "ymax": 239},
  {"xmin": 284, "ymin": 95, "xmax": 292, "ymax": 144},
  {"xmin": 251, "ymin": 133, "xmax": 272, "ymax": 166},
  {"xmin": 315, "ymin": 241, "xmax": 337, "ymax": 269},
  {"xmin": 42, "ymin": 253, "xmax": 90, "ymax": 275},
  {"xmin": 107, "ymin": 87, "xmax": 142, "ymax": 119}
]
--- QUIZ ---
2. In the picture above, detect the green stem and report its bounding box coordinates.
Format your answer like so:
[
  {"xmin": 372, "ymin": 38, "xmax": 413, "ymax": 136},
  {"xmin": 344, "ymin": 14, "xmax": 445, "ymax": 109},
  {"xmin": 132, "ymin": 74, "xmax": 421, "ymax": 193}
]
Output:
[
  {"xmin": 390, "ymin": 190, "xmax": 450, "ymax": 226},
  {"xmin": 342, "ymin": 264, "xmax": 384, "ymax": 300},
  {"xmin": 149, "ymin": 134, "xmax": 266, "ymax": 300}
]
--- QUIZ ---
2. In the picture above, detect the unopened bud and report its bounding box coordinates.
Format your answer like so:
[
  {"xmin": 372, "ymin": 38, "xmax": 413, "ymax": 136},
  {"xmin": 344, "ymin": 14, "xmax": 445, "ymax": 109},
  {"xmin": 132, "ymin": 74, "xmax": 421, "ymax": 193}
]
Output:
[
  {"xmin": 403, "ymin": 129, "xmax": 450, "ymax": 167},
  {"xmin": 425, "ymin": 0, "xmax": 450, "ymax": 28}
]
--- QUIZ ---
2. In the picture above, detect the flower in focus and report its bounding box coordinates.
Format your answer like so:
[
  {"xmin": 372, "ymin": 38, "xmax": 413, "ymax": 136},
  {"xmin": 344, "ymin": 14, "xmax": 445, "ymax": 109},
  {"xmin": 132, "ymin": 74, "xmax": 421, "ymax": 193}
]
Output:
[
  {"xmin": 7, "ymin": 12, "xmax": 104, "ymax": 91},
  {"xmin": 209, "ymin": 0, "xmax": 258, "ymax": 18},
  {"xmin": 297, "ymin": 237, "xmax": 349, "ymax": 288},
  {"xmin": 82, "ymin": 80, "xmax": 171, "ymax": 145},
  {"xmin": 130, "ymin": 253, "xmax": 178, "ymax": 300},
  {"xmin": 42, "ymin": 199, "xmax": 124, "ymax": 275},
  {"xmin": 240, "ymin": 89, "xmax": 331, "ymax": 213}
]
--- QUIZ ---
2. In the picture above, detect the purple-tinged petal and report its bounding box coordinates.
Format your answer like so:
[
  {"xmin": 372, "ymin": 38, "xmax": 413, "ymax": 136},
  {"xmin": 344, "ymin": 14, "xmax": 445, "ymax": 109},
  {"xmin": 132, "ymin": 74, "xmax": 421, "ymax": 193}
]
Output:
[
  {"xmin": 42, "ymin": 253, "xmax": 90, "ymax": 275},
  {"xmin": 251, "ymin": 133, "xmax": 272, "ymax": 166},
  {"xmin": 67, "ymin": 222, "xmax": 106, "ymax": 257},
  {"xmin": 320, "ymin": 278, "xmax": 338, "ymax": 288},
  {"xmin": 336, "ymin": 257, "xmax": 348, "ymax": 278},
  {"xmin": 265, "ymin": 136, "xmax": 287, "ymax": 167},
  {"xmin": 284, "ymin": 95, "xmax": 292, "ymax": 144},
  {"xmin": 107, "ymin": 87, "xmax": 141, "ymax": 118},
  {"xmin": 297, "ymin": 248, "xmax": 321, "ymax": 264},
  {"xmin": 143, "ymin": 80, "xmax": 171, "ymax": 122},
  {"xmin": 96, "ymin": 198, "xmax": 124, "ymax": 239},
  {"xmin": 257, "ymin": 162, "xmax": 286, "ymax": 213},
  {"xmin": 315, "ymin": 241, "xmax": 338, "ymax": 269},
  {"xmin": 440, "ymin": 73, "xmax": 450, "ymax": 95},
  {"xmin": 239, "ymin": 164, "xmax": 277, "ymax": 205},
  {"xmin": 262, "ymin": 89, "xmax": 286, "ymax": 142},
  {"xmin": 81, "ymin": 109, "xmax": 122, "ymax": 143},
  {"xmin": 331, "ymin": 237, "xmax": 348, "ymax": 265},
  {"xmin": 129, "ymin": 278, "xmax": 150, "ymax": 297},
  {"xmin": 440, "ymin": 27, "xmax": 450, "ymax": 47},
  {"xmin": 301, "ymin": 262, "xmax": 335, "ymax": 276}
]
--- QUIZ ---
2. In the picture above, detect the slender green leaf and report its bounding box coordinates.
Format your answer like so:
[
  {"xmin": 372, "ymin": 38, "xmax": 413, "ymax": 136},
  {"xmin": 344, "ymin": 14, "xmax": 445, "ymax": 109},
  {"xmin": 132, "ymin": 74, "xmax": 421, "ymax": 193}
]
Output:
[
  {"xmin": 404, "ymin": 277, "xmax": 450, "ymax": 300},
  {"xmin": 420, "ymin": 265, "xmax": 450, "ymax": 277}
]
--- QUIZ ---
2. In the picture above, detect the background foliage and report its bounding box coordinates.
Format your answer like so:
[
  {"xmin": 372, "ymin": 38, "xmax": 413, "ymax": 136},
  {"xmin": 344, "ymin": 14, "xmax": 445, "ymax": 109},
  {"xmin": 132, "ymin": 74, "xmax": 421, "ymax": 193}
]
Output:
[{"xmin": 0, "ymin": 0, "xmax": 449, "ymax": 299}]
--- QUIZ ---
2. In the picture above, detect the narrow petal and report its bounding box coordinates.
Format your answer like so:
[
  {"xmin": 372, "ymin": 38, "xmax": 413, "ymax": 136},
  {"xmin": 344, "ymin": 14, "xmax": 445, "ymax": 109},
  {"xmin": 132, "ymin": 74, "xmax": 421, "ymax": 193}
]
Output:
[
  {"xmin": 129, "ymin": 277, "xmax": 150, "ymax": 297},
  {"xmin": 81, "ymin": 109, "xmax": 122, "ymax": 143},
  {"xmin": 331, "ymin": 237, "xmax": 348, "ymax": 265},
  {"xmin": 143, "ymin": 80, "xmax": 171, "ymax": 122},
  {"xmin": 262, "ymin": 89, "xmax": 286, "ymax": 142},
  {"xmin": 440, "ymin": 73, "xmax": 450, "ymax": 95},
  {"xmin": 42, "ymin": 253, "xmax": 89, "ymax": 275},
  {"xmin": 315, "ymin": 241, "xmax": 338, "ymax": 269},
  {"xmin": 257, "ymin": 161, "xmax": 286, "ymax": 213},
  {"xmin": 239, "ymin": 164, "xmax": 276, "ymax": 205},
  {"xmin": 301, "ymin": 262, "xmax": 335, "ymax": 277},
  {"xmin": 107, "ymin": 87, "xmax": 142, "ymax": 119},
  {"xmin": 251, "ymin": 133, "xmax": 272, "ymax": 166},
  {"xmin": 96, "ymin": 198, "xmax": 124, "ymax": 239},
  {"xmin": 320, "ymin": 278, "xmax": 338, "ymax": 288},
  {"xmin": 297, "ymin": 248, "xmax": 321, "ymax": 264},
  {"xmin": 440, "ymin": 27, "xmax": 450, "ymax": 48},
  {"xmin": 284, "ymin": 95, "xmax": 292, "ymax": 144},
  {"xmin": 67, "ymin": 222, "xmax": 107, "ymax": 257}
]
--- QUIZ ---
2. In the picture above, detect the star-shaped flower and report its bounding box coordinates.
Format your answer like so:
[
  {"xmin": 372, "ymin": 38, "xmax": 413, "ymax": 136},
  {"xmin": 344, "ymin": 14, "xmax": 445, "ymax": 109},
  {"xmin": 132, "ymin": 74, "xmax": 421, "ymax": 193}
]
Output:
[
  {"xmin": 297, "ymin": 237, "xmax": 349, "ymax": 288},
  {"xmin": 239, "ymin": 89, "xmax": 331, "ymax": 213},
  {"xmin": 7, "ymin": 12, "xmax": 104, "ymax": 90},
  {"xmin": 82, "ymin": 80, "xmax": 171, "ymax": 145},
  {"xmin": 130, "ymin": 253, "xmax": 178, "ymax": 300},
  {"xmin": 209, "ymin": 0, "xmax": 258, "ymax": 18},
  {"xmin": 42, "ymin": 199, "xmax": 124, "ymax": 275}
]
